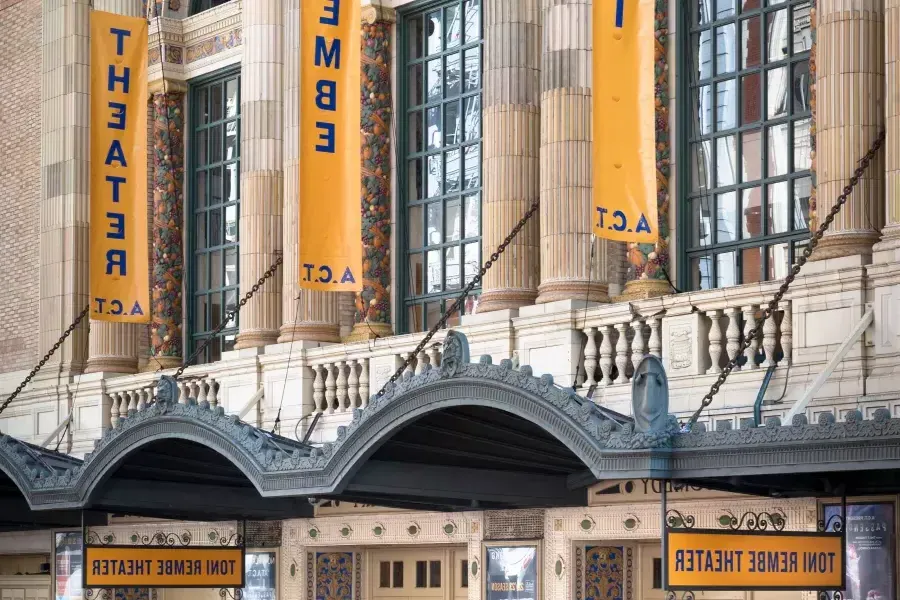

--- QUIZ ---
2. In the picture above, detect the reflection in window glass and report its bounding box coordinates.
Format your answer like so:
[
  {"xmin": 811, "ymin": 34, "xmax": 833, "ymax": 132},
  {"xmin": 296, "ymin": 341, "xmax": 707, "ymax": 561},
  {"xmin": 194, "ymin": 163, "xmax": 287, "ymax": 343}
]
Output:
[
  {"xmin": 768, "ymin": 181, "xmax": 789, "ymax": 234},
  {"xmin": 741, "ymin": 187, "xmax": 763, "ymax": 239},
  {"xmin": 717, "ymin": 192, "xmax": 738, "ymax": 243},
  {"xmin": 404, "ymin": 0, "xmax": 483, "ymax": 332},
  {"xmin": 768, "ymin": 243, "xmax": 790, "ymax": 280},
  {"xmin": 692, "ymin": 256, "xmax": 713, "ymax": 290},
  {"xmin": 742, "ymin": 247, "xmax": 763, "ymax": 284},
  {"xmin": 717, "ymin": 252, "xmax": 737, "ymax": 287},
  {"xmin": 191, "ymin": 72, "xmax": 240, "ymax": 364}
]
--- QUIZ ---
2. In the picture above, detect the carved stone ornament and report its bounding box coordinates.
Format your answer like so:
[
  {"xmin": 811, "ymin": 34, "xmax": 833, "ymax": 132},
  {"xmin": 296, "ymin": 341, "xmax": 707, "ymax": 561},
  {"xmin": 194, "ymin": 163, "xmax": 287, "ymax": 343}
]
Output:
[{"xmin": 631, "ymin": 355, "xmax": 669, "ymax": 433}]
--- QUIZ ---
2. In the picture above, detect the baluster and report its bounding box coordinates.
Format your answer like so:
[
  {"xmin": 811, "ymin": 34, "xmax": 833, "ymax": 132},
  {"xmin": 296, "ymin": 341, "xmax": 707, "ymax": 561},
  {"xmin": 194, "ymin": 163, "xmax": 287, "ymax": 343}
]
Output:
[
  {"xmin": 403, "ymin": 353, "xmax": 416, "ymax": 375},
  {"xmin": 127, "ymin": 391, "xmax": 138, "ymax": 415},
  {"xmin": 428, "ymin": 345, "xmax": 441, "ymax": 369},
  {"xmin": 613, "ymin": 323, "xmax": 629, "ymax": 384},
  {"xmin": 726, "ymin": 307, "xmax": 742, "ymax": 369},
  {"xmin": 415, "ymin": 350, "xmax": 427, "ymax": 374},
  {"xmin": 598, "ymin": 326, "xmax": 614, "ymax": 386},
  {"xmin": 347, "ymin": 360, "xmax": 360, "ymax": 408},
  {"xmin": 779, "ymin": 301, "xmax": 792, "ymax": 365},
  {"xmin": 762, "ymin": 310, "xmax": 778, "ymax": 367},
  {"xmin": 583, "ymin": 327, "xmax": 598, "ymax": 386},
  {"xmin": 325, "ymin": 363, "xmax": 337, "ymax": 413},
  {"xmin": 110, "ymin": 393, "xmax": 121, "ymax": 428},
  {"xmin": 631, "ymin": 320, "xmax": 646, "ymax": 373},
  {"xmin": 136, "ymin": 388, "xmax": 147, "ymax": 412},
  {"xmin": 706, "ymin": 309, "xmax": 723, "ymax": 374},
  {"xmin": 206, "ymin": 378, "xmax": 218, "ymax": 408},
  {"xmin": 359, "ymin": 359, "xmax": 370, "ymax": 407},
  {"xmin": 648, "ymin": 317, "xmax": 662, "ymax": 357},
  {"xmin": 312, "ymin": 365, "xmax": 325, "ymax": 413},
  {"xmin": 336, "ymin": 361, "xmax": 349, "ymax": 411},
  {"xmin": 743, "ymin": 306, "xmax": 759, "ymax": 370},
  {"xmin": 190, "ymin": 380, "xmax": 202, "ymax": 401},
  {"xmin": 178, "ymin": 381, "xmax": 189, "ymax": 404}
]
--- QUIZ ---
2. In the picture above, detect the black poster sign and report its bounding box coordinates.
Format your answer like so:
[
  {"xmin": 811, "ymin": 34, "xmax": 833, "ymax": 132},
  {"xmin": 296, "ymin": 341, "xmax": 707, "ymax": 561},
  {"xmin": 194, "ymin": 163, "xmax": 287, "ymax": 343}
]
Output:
[
  {"xmin": 243, "ymin": 552, "xmax": 276, "ymax": 600},
  {"xmin": 826, "ymin": 503, "xmax": 895, "ymax": 600},
  {"xmin": 485, "ymin": 546, "xmax": 538, "ymax": 600}
]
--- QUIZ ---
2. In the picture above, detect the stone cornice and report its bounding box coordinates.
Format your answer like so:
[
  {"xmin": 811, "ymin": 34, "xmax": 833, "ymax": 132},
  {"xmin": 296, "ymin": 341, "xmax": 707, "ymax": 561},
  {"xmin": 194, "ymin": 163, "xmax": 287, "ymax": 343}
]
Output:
[{"xmin": 362, "ymin": 3, "xmax": 396, "ymax": 24}]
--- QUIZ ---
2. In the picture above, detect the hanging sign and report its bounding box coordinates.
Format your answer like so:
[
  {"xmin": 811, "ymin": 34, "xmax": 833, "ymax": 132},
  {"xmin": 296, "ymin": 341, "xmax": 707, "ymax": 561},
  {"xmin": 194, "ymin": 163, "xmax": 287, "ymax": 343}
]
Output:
[
  {"xmin": 298, "ymin": 0, "xmax": 363, "ymax": 292},
  {"xmin": 82, "ymin": 546, "xmax": 245, "ymax": 589},
  {"xmin": 90, "ymin": 11, "xmax": 150, "ymax": 322},
  {"xmin": 485, "ymin": 546, "xmax": 538, "ymax": 600},
  {"xmin": 592, "ymin": 0, "xmax": 659, "ymax": 243},
  {"xmin": 243, "ymin": 552, "xmax": 276, "ymax": 600},
  {"xmin": 665, "ymin": 529, "xmax": 845, "ymax": 590}
]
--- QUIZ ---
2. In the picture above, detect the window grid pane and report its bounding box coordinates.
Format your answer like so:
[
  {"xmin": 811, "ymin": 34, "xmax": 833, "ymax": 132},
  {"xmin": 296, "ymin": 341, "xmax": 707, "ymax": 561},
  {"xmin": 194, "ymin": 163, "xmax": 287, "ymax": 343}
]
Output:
[
  {"xmin": 685, "ymin": 0, "xmax": 811, "ymax": 289},
  {"xmin": 403, "ymin": 0, "xmax": 483, "ymax": 332},
  {"xmin": 190, "ymin": 73, "xmax": 241, "ymax": 363}
]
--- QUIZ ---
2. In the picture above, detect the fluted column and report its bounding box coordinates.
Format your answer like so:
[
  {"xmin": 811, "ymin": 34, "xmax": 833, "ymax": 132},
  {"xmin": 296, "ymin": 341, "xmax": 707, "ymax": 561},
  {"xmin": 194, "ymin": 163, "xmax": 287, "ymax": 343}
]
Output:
[
  {"xmin": 236, "ymin": 0, "xmax": 284, "ymax": 349},
  {"xmin": 812, "ymin": 0, "xmax": 885, "ymax": 260},
  {"xmin": 537, "ymin": 0, "xmax": 609, "ymax": 304},
  {"xmin": 875, "ymin": 0, "xmax": 900, "ymax": 251},
  {"xmin": 478, "ymin": 0, "xmax": 541, "ymax": 312},
  {"xmin": 347, "ymin": 4, "xmax": 395, "ymax": 341},
  {"xmin": 84, "ymin": 0, "xmax": 145, "ymax": 374},
  {"xmin": 279, "ymin": 0, "xmax": 341, "ymax": 343}
]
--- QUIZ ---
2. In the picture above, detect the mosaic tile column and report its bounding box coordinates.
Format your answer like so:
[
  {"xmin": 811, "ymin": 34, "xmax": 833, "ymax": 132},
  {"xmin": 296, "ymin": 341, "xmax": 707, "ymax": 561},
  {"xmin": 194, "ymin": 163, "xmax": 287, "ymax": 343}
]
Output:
[
  {"xmin": 478, "ymin": 0, "xmax": 542, "ymax": 312},
  {"xmin": 279, "ymin": 0, "xmax": 341, "ymax": 343},
  {"xmin": 875, "ymin": 0, "xmax": 900, "ymax": 252},
  {"xmin": 618, "ymin": 0, "xmax": 672, "ymax": 301},
  {"xmin": 537, "ymin": 0, "xmax": 610, "ymax": 304},
  {"xmin": 347, "ymin": 5, "xmax": 395, "ymax": 341},
  {"xmin": 236, "ymin": 0, "xmax": 284, "ymax": 349},
  {"xmin": 812, "ymin": 0, "xmax": 885, "ymax": 260},
  {"xmin": 83, "ymin": 0, "xmax": 145, "ymax": 374},
  {"xmin": 144, "ymin": 87, "xmax": 186, "ymax": 369}
]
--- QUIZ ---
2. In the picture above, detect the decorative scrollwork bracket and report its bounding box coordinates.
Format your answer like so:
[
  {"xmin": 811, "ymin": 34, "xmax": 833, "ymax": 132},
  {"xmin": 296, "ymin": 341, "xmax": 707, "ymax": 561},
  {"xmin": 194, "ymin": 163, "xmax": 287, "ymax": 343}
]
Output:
[
  {"xmin": 219, "ymin": 589, "xmax": 243, "ymax": 600},
  {"xmin": 817, "ymin": 514, "xmax": 845, "ymax": 533},
  {"xmin": 666, "ymin": 590, "xmax": 695, "ymax": 600},
  {"xmin": 665, "ymin": 509, "xmax": 696, "ymax": 530},
  {"xmin": 720, "ymin": 510, "xmax": 787, "ymax": 531},
  {"xmin": 819, "ymin": 591, "xmax": 844, "ymax": 600}
]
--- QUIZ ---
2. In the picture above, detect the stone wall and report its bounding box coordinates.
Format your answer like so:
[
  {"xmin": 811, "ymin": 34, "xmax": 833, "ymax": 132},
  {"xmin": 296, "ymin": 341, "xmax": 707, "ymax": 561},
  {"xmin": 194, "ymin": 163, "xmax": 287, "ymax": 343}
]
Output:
[{"xmin": 0, "ymin": 0, "xmax": 41, "ymax": 374}]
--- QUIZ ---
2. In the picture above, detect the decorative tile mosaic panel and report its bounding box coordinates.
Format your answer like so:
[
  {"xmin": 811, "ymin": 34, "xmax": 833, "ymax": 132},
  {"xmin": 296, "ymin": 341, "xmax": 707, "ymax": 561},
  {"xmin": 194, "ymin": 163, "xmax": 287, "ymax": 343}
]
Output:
[
  {"xmin": 584, "ymin": 546, "xmax": 624, "ymax": 600},
  {"xmin": 315, "ymin": 552, "xmax": 353, "ymax": 600}
]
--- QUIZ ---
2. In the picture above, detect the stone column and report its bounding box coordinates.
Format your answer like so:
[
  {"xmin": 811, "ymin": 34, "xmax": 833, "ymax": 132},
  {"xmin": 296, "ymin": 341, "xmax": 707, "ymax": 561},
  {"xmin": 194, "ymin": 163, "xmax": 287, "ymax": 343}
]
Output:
[
  {"xmin": 347, "ymin": 5, "xmax": 395, "ymax": 341},
  {"xmin": 812, "ymin": 0, "xmax": 885, "ymax": 260},
  {"xmin": 618, "ymin": 0, "xmax": 672, "ymax": 301},
  {"xmin": 236, "ymin": 0, "xmax": 284, "ymax": 349},
  {"xmin": 537, "ymin": 0, "xmax": 609, "ymax": 304},
  {"xmin": 279, "ymin": 0, "xmax": 341, "ymax": 343},
  {"xmin": 145, "ymin": 86, "xmax": 186, "ymax": 369},
  {"xmin": 82, "ymin": 0, "xmax": 144, "ymax": 374},
  {"xmin": 478, "ymin": 0, "xmax": 541, "ymax": 313},
  {"xmin": 875, "ymin": 0, "xmax": 900, "ymax": 253}
]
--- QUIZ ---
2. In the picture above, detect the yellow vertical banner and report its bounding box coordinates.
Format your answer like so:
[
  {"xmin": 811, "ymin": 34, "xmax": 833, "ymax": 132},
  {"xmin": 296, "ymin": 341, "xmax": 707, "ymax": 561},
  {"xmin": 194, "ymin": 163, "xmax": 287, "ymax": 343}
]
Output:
[
  {"xmin": 299, "ymin": 0, "xmax": 363, "ymax": 292},
  {"xmin": 592, "ymin": 0, "xmax": 659, "ymax": 243},
  {"xmin": 90, "ymin": 11, "xmax": 150, "ymax": 322}
]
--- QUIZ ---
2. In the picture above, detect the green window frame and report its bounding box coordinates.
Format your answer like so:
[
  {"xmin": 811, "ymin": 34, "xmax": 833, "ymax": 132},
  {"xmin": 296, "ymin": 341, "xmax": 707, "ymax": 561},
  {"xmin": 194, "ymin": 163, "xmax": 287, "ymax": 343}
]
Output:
[
  {"xmin": 680, "ymin": 0, "xmax": 813, "ymax": 291},
  {"xmin": 399, "ymin": 0, "xmax": 483, "ymax": 334},
  {"xmin": 189, "ymin": 0, "xmax": 231, "ymax": 15},
  {"xmin": 188, "ymin": 69, "xmax": 241, "ymax": 364}
]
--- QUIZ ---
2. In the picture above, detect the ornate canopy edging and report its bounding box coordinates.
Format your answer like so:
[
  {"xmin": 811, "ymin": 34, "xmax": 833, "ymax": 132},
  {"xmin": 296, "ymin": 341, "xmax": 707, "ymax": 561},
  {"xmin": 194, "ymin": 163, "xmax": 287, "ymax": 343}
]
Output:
[{"xmin": 0, "ymin": 434, "xmax": 83, "ymax": 506}]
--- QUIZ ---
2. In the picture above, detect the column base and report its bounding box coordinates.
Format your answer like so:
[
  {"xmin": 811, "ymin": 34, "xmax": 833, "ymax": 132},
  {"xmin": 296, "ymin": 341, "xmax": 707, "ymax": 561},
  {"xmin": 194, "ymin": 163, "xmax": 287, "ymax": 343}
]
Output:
[
  {"xmin": 478, "ymin": 289, "xmax": 539, "ymax": 313},
  {"xmin": 141, "ymin": 356, "xmax": 182, "ymax": 372},
  {"xmin": 234, "ymin": 329, "xmax": 280, "ymax": 350},
  {"xmin": 84, "ymin": 356, "xmax": 138, "ymax": 375},
  {"xmin": 277, "ymin": 323, "xmax": 341, "ymax": 344},
  {"xmin": 613, "ymin": 279, "xmax": 672, "ymax": 302},
  {"xmin": 344, "ymin": 321, "xmax": 393, "ymax": 342},
  {"xmin": 872, "ymin": 225, "xmax": 900, "ymax": 263},
  {"xmin": 535, "ymin": 281, "xmax": 609, "ymax": 304},
  {"xmin": 809, "ymin": 231, "xmax": 880, "ymax": 261}
]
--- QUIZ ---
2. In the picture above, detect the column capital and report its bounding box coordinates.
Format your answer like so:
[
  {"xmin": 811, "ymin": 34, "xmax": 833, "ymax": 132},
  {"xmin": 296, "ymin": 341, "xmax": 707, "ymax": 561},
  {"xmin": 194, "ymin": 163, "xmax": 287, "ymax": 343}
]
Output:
[
  {"xmin": 148, "ymin": 79, "xmax": 188, "ymax": 95},
  {"xmin": 362, "ymin": 3, "xmax": 396, "ymax": 25}
]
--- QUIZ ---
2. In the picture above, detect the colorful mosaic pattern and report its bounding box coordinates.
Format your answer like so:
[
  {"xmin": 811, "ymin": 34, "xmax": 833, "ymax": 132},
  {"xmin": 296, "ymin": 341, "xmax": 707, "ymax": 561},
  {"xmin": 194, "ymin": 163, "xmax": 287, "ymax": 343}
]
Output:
[
  {"xmin": 355, "ymin": 19, "xmax": 393, "ymax": 327},
  {"xmin": 584, "ymin": 546, "xmax": 624, "ymax": 600},
  {"xmin": 809, "ymin": 0, "xmax": 818, "ymax": 229},
  {"xmin": 186, "ymin": 29, "xmax": 242, "ymax": 64},
  {"xmin": 625, "ymin": 0, "xmax": 671, "ymax": 283},
  {"xmin": 315, "ymin": 552, "xmax": 353, "ymax": 600},
  {"xmin": 150, "ymin": 91, "xmax": 186, "ymax": 361}
]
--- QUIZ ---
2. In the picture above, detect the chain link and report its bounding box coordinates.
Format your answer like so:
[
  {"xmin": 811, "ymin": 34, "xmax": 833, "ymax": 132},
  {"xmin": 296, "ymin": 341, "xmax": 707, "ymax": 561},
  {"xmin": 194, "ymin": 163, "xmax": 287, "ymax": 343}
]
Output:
[
  {"xmin": 375, "ymin": 199, "xmax": 541, "ymax": 398},
  {"xmin": 0, "ymin": 304, "xmax": 90, "ymax": 417},
  {"xmin": 687, "ymin": 129, "xmax": 886, "ymax": 427},
  {"xmin": 173, "ymin": 255, "xmax": 283, "ymax": 380}
]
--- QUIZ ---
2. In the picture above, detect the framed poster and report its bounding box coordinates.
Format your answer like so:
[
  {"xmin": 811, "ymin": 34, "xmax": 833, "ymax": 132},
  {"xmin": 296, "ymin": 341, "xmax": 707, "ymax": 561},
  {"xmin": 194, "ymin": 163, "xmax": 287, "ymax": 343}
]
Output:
[
  {"xmin": 243, "ymin": 551, "xmax": 277, "ymax": 600},
  {"xmin": 54, "ymin": 532, "xmax": 83, "ymax": 600},
  {"xmin": 485, "ymin": 545, "xmax": 539, "ymax": 600},
  {"xmin": 824, "ymin": 502, "xmax": 896, "ymax": 600}
]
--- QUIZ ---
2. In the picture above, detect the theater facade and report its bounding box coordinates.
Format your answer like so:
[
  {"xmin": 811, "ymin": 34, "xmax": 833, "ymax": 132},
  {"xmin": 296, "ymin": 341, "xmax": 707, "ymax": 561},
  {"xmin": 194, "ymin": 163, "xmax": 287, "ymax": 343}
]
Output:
[{"xmin": 0, "ymin": 0, "xmax": 899, "ymax": 600}]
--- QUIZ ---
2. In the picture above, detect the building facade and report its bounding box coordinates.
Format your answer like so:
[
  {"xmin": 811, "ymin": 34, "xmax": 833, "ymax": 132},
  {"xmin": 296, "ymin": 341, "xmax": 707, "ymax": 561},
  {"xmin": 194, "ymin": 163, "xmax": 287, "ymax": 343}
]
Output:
[{"xmin": 0, "ymin": 0, "xmax": 898, "ymax": 599}]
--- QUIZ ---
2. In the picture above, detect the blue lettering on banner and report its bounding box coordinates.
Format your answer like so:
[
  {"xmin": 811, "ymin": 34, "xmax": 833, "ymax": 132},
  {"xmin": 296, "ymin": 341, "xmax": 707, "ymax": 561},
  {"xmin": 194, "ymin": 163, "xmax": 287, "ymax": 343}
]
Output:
[
  {"xmin": 320, "ymin": 0, "xmax": 340, "ymax": 25},
  {"xmin": 94, "ymin": 297, "xmax": 145, "ymax": 316},
  {"xmin": 594, "ymin": 206, "xmax": 653, "ymax": 236},
  {"xmin": 105, "ymin": 139, "xmax": 127, "ymax": 167},
  {"xmin": 636, "ymin": 214, "xmax": 652, "ymax": 233},
  {"xmin": 109, "ymin": 27, "xmax": 131, "ymax": 55},
  {"xmin": 612, "ymin": 210, "xmax": 627, "ymax": 232},
  {"xmin": 315, "ymin": 80, "xmax": 337, "ymax": 111},
  {"xmin": 106, "ymin": 249, "xmax": 127, "ymax": 276},
  {"xmin": 314, "ymin": 36, "xmax": 341, "ymax": 68},
  {"xmin": 106, "ymin": 175, "xmax": 126, "ymax": 202},
  {"xmin": 107, "ymin": 65, "xmax": 131, "ymax": 93},
  {"xmin": 318, "ymin": 265, "xmax": 333, "ymax": 284},
  {"xmin": 301, "ymin": 263, "xmax": 358, "ymax": 286},
  {"xmin": 615, "ymin": 0, "xmax": 625, "ymax": 28},
  {"xmin": 340, "ymin": 267, "xmax": 356, "ymax": 284},
  {"xmin": 315, "ymin": 121, "xmax": 336, "ymax": 153},
  {"xmin": 110, "ymin": 300, "xmax": 123, "ymax": 315},
  {"xmin": 106, "ymin": 212, "xmax": 125, "ymax": 239},
  {"xmin": 595, "ymin": 206, "xmax": 608, "ymax": 228}
]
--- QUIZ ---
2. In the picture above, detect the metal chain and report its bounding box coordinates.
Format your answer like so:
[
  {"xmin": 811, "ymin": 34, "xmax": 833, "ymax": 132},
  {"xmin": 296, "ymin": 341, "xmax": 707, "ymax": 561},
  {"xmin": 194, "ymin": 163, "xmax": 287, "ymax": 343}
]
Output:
[
  {"xmin": 173, "ymin": 255, "xmax": 283, "ymax": 379},
  {"xmin": 0, "ymin": 304, "xmax": 91, "ymax": 417},
  {"xmin": 688, "ymin": 129, "xmax": 886, "ymax": 426},
  {"xmin": 375, "ymin": 199, "xmax": 541, "ymax": 398}
]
